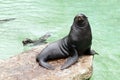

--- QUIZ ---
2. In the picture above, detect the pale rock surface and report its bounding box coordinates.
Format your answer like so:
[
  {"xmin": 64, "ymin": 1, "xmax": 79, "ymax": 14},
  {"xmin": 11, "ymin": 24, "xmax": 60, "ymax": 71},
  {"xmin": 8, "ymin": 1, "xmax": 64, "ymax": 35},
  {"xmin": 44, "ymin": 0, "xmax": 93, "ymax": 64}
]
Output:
[{"xmin": 0, "ymin": 44, "xmax": 93, "ymax": 80}]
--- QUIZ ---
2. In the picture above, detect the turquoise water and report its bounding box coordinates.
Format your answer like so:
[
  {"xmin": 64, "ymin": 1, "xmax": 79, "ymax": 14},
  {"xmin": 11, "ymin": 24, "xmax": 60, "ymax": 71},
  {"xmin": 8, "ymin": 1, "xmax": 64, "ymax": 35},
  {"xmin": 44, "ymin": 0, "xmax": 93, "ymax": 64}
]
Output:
[{"xmin": 0, "ymin": 0, "xmax": 120, "ymax": 80}]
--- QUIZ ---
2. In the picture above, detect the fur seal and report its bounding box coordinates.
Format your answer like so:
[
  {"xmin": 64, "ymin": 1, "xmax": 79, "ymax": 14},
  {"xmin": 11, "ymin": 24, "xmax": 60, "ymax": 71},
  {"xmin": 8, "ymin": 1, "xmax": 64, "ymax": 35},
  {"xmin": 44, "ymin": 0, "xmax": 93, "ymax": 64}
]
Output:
[{"xmin": 36, "ymin": 13, "xmax": 96, "ymax": 70}]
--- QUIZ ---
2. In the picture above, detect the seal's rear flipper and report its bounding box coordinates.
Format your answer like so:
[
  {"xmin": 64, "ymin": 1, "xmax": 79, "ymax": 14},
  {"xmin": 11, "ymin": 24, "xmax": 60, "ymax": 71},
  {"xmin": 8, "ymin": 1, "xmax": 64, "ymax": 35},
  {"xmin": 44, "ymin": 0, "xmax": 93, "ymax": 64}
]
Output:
[
  {"xmin": 39, "ymin": 60, "xmax": 55, "ymax": 70},
  {"xmin": 61, "ymin": 50, "xmax": 78, "ymax": 70}
]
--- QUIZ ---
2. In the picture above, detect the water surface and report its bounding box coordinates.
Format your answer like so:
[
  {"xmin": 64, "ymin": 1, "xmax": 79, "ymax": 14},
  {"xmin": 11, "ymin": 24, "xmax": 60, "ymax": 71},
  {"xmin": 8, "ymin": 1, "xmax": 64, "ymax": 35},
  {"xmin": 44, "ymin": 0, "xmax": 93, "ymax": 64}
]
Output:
[{"xmin": 0, "ymin": 0, "xmax": 120, "ymax": 80}]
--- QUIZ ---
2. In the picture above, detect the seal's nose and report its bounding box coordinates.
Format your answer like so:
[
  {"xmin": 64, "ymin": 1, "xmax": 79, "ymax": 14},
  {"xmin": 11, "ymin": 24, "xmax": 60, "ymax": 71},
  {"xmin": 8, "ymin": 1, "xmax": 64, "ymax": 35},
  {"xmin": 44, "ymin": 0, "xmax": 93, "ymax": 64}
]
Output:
[
  {"xmin": 76, "ymin": 14, "xmax": 84, "ymax": 21},
  {"xmin": 77, "ymin": 14, "xmax": 87, "ymax": 20},
  {"xmin": 78, "ymin": 16, "xmax": 83, "ymax": 21},
  {"xmin": 74, "ymin": 13, "xmax": 87, "ymax": 22}
]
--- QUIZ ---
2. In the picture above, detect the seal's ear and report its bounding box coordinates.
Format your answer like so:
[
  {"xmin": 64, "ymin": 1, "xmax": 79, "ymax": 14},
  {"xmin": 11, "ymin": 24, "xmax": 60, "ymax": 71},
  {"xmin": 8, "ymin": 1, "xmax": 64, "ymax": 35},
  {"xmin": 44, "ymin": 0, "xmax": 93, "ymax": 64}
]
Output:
[{"xmin": 82, "ymin": 15, "xmax": 88, "ymax": 19}]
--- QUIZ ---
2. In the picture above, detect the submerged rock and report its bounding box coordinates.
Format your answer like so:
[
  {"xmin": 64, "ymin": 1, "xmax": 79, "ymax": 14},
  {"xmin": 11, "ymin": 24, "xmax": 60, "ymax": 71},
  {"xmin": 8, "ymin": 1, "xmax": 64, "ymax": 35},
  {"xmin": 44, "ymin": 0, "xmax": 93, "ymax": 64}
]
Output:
[
  {"xmin": 0, "ymin": 18, "xmax": 16, "ymax": 23},
  {"xmin": 22, "ymin": 33, "xmax": 51, "ymax": 46},
  {"xmin": 0, "ymin": 44, "xmax": 93, "ymax": 80}
]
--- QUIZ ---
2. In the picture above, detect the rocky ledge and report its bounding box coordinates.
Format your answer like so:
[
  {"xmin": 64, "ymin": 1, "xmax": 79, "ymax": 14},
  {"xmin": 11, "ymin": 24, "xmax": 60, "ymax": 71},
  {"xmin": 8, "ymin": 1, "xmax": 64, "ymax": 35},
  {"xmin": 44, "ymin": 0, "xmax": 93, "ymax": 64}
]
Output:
[{"xmin": 0, "ymin": 44, "xmax": 93, "ymax": 80}]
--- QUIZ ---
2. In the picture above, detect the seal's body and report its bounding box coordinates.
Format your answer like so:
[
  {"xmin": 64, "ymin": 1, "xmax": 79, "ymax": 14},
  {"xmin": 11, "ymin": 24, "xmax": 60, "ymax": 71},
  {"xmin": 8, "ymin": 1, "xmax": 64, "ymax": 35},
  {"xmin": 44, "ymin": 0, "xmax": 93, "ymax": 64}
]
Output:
[{"xmin": 36, "ymin": 14, "xmax": 95, "ymax": 70}]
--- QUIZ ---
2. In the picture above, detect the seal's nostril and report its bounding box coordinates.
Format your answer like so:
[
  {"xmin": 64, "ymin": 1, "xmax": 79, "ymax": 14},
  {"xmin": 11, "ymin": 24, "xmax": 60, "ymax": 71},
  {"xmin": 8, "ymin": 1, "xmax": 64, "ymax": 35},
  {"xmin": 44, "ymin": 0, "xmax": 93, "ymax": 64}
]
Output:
[
  {"xmin": 78, "ymin": 16, "xmax": 84, "ymax": 20},
  {"xmin": 78, "ymin": 16, "xmax": 84, "ymax": 21},
  {"xmin": 78, "ymin": 17, "xmax": 81, "ymax": 21}
]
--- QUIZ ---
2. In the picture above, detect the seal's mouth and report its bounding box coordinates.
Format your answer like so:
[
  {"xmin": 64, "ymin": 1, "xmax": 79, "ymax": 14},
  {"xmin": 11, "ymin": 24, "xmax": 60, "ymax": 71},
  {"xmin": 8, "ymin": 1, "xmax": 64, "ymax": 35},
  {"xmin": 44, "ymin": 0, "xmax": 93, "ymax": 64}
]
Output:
[{"xmin": 74, "ymin": 14, "xmax": 87, "ymax": 27}]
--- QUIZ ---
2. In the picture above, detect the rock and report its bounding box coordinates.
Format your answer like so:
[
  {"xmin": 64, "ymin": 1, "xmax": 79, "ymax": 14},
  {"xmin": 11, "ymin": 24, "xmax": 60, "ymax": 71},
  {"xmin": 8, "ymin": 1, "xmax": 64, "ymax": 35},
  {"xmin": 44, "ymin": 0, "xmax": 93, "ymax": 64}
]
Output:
[
  {"xmin": 0, "ymin": 44, "xmax": 94, "ymax": 80},
  {"xmin": 0, "ymin": 18, "xmax": 16, "ymax": 23},
  {"xmin": 22, "ymin": 32, "xmax": 51, "ymax": 46},
  {"xmin": 0, "ymin": 59, "xmax": 4, "ymax": 63}
]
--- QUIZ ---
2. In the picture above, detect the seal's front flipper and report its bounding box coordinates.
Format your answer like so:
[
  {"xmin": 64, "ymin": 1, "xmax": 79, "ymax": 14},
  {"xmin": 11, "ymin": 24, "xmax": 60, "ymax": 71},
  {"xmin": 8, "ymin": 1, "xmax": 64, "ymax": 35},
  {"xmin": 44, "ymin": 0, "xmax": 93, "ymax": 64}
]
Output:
[
  {"xmin": 39, "ymin": 60, "xmax": 55, "ymax": 70},
  {"xmin": 61, "ymin": 50, "xmax": 78, "ymax": 70},
  {"xmin": 91, "ymin": 50, "xmax": 99, "ymax": 55},
  {"xmin": 84, "ymin": 48, "xmax": 99, "ymax": 55}
]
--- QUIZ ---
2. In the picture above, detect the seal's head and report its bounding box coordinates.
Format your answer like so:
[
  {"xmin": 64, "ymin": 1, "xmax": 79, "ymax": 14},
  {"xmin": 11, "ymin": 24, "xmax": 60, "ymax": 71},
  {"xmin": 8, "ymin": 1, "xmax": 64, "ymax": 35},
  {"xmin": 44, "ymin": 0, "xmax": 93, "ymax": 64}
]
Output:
[{"xmin": 74, "ymin": 14, "xmax": 88, "ymax": 27}]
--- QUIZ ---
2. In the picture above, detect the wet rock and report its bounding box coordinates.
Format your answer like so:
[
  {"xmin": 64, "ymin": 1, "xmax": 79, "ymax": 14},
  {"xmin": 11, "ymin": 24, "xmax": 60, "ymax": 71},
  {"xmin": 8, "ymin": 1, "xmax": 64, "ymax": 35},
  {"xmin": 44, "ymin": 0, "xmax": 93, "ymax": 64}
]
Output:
[
  {"xmin": 0, "ymin": 18, "xmax": 16, "ymax": 23},
  {"xmin": 0, "ymin": 44, "xmax": 93, "ymax": 80},
  {"xmin": 22, "ymin": 33, "xmax": 51, "ymax": 46}
]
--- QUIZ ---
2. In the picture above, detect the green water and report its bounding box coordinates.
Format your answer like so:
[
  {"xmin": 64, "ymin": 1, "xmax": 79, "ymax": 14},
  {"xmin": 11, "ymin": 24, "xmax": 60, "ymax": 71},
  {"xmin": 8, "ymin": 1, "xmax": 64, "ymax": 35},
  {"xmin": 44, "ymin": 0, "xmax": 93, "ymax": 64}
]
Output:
[{"xmin": 0, "ymin": 0, "xmax": 120, "ymax": 80}]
